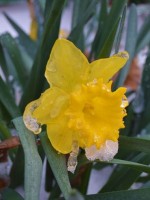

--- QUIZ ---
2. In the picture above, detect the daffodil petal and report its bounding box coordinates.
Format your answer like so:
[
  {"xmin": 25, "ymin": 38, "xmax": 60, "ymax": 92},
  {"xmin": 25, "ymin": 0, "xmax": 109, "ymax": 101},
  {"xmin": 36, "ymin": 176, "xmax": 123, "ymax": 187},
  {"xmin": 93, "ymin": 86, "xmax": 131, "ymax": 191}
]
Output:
[
  {"xmin": 45, "ymin": 39, "xmax": 89, "ymax": 92},
  {"xmin": 88, "ymin": 51, "xmax": 129, "ymax": 83},
  {"xmin": 33, "ymin": 87, "xmax": 69, "ymax": 125},
  {"xmin": 47, "ymin": 117, "xmax": 73, "ymax": 154}
]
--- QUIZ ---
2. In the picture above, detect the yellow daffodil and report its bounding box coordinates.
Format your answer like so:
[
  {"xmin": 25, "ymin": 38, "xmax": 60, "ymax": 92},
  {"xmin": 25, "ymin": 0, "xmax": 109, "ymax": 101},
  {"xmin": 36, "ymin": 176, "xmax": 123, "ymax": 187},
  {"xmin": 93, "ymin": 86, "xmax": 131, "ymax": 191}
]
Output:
[{"xmin": 23, "ymin": 39, "xmax": 129, "ymax": 173}]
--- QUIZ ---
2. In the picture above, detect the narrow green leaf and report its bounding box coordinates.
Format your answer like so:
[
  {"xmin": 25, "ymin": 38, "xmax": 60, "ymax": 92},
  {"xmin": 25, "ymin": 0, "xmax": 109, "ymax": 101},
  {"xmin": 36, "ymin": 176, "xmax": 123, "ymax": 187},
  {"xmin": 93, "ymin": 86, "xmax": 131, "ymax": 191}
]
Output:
[
  {"xmin": 114, "ymin": 4, "xmax": 137, "ymax": 88},
  {"xmin": 109, "ymin": 158, "xmax": 150, "ymax": 173},
  {"xmin": 119, "ymin": 135, "xmax": 150, "ymax": 154},
  {"xmin": 40, "ymin": 132, "xmax": 71, "ymax": 200},
  {"xmin": 13, "ymin": 117, "xmax": 42, "ymax": 200},
  {"xmin": 0, "ymin": 77, "xmax": 21, "ymax": 118},
  {"xmin": 68, "ymin": 189, "xmax": 84, "ymax": 200},
  {"xmin": 20, "ymin": 0, "xmax": 66, "ymax": 110},
  {"xmin": 136, "ymin": 14, "xmax": 150, "ymax": 53},
  {"xmin": 138, "ymin": 50, "xmax": 150, "ymax": 130},
  {"xmin": 1, "ymin": 188, "xmax": 24, "ymax": 200},
  {"xmin": 68, "ymin": 0, "xmax": 97, "ymax": 48},
  {"xmin": 78, "ymin": 153, "xmax": 150, "ymax": 174},
  {"xmin": 4, "ymin": 13, "xmax": 37, "ymax": 58},
  {"xmin": 10, "ymin": 146, "xmax": 24, "ymax": 188},
  {"xmin": 100, "ymin": 153, "xmax": 150, "ymax": 192},
  {"xmin": 98, "ymin": 18, "xmax": 120, "ymax": 58},
  {"xmin": 96, "ymin": 0, "xmax": 127, "ymax": 58},
  {"xmin": 90, "ymin": 0, "xmax": 107, "ymax": 59},
  {"xmin": 0, "ymin": 33, "xmax": 27, "ymax": 89},
  {"xmin": 0, "ymin": 120, "xmax": 11, "ymax": 139},
  {"xmin": 115, "ymin": 5, "xmax": 127, "ymax": 53},
  {"xmin": 85, "ymin": 188, "xmax": 150, "ymax": 200},
  {"xmin": 0, "ymin": 43, "xmax": 9, "ymax": 81}
]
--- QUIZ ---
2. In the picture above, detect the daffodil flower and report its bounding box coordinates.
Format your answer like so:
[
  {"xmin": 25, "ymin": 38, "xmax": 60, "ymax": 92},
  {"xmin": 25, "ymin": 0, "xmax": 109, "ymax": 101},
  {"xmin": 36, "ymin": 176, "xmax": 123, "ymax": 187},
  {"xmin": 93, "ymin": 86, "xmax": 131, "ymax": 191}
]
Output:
[{"xmin": 23, "ymin": 39, "xmax": 129, "ymax": 173}]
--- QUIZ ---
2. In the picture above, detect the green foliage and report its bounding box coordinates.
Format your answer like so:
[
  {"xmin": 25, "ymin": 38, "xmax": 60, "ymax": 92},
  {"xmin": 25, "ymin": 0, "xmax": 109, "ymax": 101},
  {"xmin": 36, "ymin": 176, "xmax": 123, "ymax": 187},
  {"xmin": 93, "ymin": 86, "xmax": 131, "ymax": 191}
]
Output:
[{"xmin": 0, "ymin": 0, "xmax": 150, "ymax": 200}]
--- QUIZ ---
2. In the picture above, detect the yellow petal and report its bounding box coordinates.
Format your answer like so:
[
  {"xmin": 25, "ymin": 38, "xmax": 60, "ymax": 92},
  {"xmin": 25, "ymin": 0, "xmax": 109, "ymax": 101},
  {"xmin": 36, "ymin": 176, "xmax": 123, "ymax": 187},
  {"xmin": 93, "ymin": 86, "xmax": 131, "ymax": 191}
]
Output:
[
  {"xmin": 45, "ymin": 39, "xmax": 89, "ymax": 92},
  {"xmin": 33, "ymin": 87, "xmax": 69, "ymax": 125},
  {"xmin": 47, "ymin": 116, "xmax": 73, "ymax": 154},
  {"xmin": 88, "ymin": 51, "xmax": 129, "ymax": 83}
]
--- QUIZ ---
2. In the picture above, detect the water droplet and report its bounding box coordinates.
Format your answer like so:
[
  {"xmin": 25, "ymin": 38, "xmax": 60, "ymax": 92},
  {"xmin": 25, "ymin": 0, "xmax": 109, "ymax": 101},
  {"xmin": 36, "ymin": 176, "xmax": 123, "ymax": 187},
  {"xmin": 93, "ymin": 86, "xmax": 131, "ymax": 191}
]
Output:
[
  {"xmin": 86, "ymin": 79, "xmax": 98, "ymax": 86},
  {"xmin": 121, "ymin": 97, "xmax": 128, "ymax": 108}
]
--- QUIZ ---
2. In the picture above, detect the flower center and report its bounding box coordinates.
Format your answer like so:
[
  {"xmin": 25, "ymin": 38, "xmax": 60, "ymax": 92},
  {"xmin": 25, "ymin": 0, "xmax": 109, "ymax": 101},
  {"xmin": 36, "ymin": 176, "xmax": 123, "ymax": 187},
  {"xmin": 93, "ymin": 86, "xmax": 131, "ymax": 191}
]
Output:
[{"xmin": 65, "ymin": 79, "xmax": 128, "ymax": 149}]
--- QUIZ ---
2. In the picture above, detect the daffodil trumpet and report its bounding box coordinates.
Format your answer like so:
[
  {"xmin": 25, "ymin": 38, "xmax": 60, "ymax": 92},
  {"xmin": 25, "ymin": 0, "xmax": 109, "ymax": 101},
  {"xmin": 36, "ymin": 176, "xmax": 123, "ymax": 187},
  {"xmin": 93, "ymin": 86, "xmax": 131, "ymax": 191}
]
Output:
[{"xmin": 23, "ymin": 39, "xmax": 129, "ymax": 173}]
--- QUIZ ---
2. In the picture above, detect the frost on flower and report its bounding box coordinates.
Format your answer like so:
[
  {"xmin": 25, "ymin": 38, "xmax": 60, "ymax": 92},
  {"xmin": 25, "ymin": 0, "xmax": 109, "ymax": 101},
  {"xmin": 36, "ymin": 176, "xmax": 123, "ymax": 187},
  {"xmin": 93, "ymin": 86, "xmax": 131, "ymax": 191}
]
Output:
[{"xmin": 23, "ymin": 39, "xmax": 129, "ymax": 173}]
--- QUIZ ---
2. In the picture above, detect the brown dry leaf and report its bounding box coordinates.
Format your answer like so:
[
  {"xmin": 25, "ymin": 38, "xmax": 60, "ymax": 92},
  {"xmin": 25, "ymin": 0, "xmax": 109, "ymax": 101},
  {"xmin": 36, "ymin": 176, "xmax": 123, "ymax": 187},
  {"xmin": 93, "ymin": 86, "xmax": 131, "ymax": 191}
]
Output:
[
  {"xmin": 0, "ymin": 136, "xmax": 20, "ymax": 150},
  {"xmin": 124, "ymin": 57, "xmax": 142, "ymax": 90}
]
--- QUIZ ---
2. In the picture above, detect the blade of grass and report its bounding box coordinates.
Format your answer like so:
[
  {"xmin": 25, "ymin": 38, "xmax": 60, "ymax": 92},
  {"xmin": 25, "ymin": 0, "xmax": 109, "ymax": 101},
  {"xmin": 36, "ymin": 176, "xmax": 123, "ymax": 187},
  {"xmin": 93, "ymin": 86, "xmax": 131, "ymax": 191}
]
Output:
[
  {"xmin": 68, "ymin": 0, "xmax": 97, "ymax": 49},
  {"xmin": 13, "ymin": 117, "xmax": 42, "ymax": 200},
  {"xmin": 119, "ymin": 135, "xmax": 150, "ymax": 154},
  {"xmin": 100, "ymin": 153, "xmax": 150, "ymax": 192},
  {"xmin": 138, "ymin": 50, "xmax": 150, "ymax": 130},
  {"xmin": 0, "ymin": 43, "xmax": 9, "ymax": 81},
  {"xmin": 90, "ymin": 0, "xmax": 107, "ymax": 60},
  {"xmin": 0, "ymin": 33, "xmax": 28, "ymax": 90},
  {"xmin": 115, "ymin": 5, "xmax": 127, "ymax": 53},
  {"xmin": 96, "ymin": 0, "xmax": 127, "ymax": 58},
  {"xmin": 114, "ymin": 4, "xmax": 137, "ymax": 89},
  {"xmin": 78, "ymin": 153, "xmax": 150, "ymax": 175},
  {"xmin": 85, "ymin": 188, "xmax": 150, "ymax": 200},
  {"xmin": 40, "ymin": 131, "xmax": 71, "ymax": 200},
  {"xmin": 1, "ymin": 188, "xmax": 24, "ymax": 200},
  {"xmin": 4, "ymin": 13, "xmax": 37, "ymax": 58},
  {"xmin": 68, "ymin": 189, "xmax": 84, "ymax": 200},
  {"xmin": 136, "ymin": 14, "xmax": 150, "ymax": 53},
  {"xmin": 0, "ymin": 76, "xmax": 21, "ymax": 118},
  {"xmin": 98, "ymin": 18, "xmax": 120, "ymax": 58}
]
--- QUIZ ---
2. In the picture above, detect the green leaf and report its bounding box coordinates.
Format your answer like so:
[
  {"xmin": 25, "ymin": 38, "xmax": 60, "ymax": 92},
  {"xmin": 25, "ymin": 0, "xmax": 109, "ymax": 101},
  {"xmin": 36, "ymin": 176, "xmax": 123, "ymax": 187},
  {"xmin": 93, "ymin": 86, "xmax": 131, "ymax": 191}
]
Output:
[
  {"xmin": 0, "ymin": 120, "xmax": 11, "ymax": 139},
  {"xmin": 20, "ymin": 0, "xmax": 66, "ymax": 110},
  {"xmin": 114, "ymin": 4, "xmax": 137, "ymax": 88},
  {"xmin": 100, "ymin": 153, "xmax": 150, "ymax": 192},
  {"xmin": 115, "ymin": 5, "xmax": 127, "ymax": 53},
  {"xmin": 0, "ymin": 76, "xmax": 21, "ymax": 118},
  {"xmin": 96, "ymin": 0, "xmax": 127, "ymax": 58},
  {"xmin": 0, "ymin": 43, "xmax": 9, "ymax": 81},
  {"xmin": 85, "ymin": 188, "xmax": 150, "ymax": 200},
  {"xmin": 109, "ymin": 158, "xmax": 150, "ymax": 173},
  {"xmin": 13, "ymin": 117, "xmax": 42, "ymax": 200},
  {"xmin": 136, "ymin": 14, "xmax": 150, "ymax": 53},
  {"xmin": 40, "ymin": 132, "xmax": 71, "ymax": 200},
  {"xmin": 10, "ymin": 146, "xmax": 24, "ymax": 188},
  {"xmin": 90, "ymin": 0, "xmax": 107, "ymax": 59},
  {"xmin": 119, "ymin": 135, "xmax": 150, "ymax": 154},
  {"xmin": 138, "ymin": 50, "xmax": 150, "ymax": 130},
  {"xmin": 1, "ymin": 188, "xmax": 24, "ymax": 200},
  {"xmin": 0, "ymin": 33, "xmax": 28, "ymax": 89},
  {"xmin": 68, "ymin": 0, "xmax": 97, "ymax": 49},
  {"xmin": 4, "ymin": 13, "xmax": 37, "ymax": 58},
  {"xmin": 98, "ymin": 18, "xmax": 120, "ymax": 58},
  {"xmin": 68, "ymin": 189, "xmax": 84, "ymax": 200},
  {"xmin": 78, "ymin": 154, "xmax": 150, "ymax": 174}
]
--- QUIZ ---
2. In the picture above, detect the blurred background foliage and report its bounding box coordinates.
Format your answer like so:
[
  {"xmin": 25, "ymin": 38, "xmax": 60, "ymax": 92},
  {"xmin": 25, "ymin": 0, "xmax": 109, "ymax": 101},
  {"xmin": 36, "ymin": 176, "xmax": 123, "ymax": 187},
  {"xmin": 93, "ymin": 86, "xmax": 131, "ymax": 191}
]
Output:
[{"xmin": 0, "ymin": 0, "xmax": 150, "ymax": 199}]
